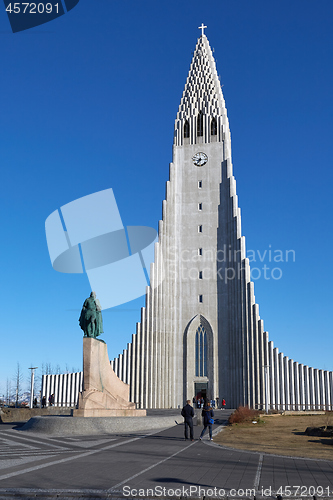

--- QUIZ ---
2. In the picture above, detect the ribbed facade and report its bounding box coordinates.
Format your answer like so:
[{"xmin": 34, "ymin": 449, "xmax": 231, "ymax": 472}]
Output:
[
  {"xmin": 41, "ymin": 372, "xmax": 83, "ymax": 407},
  {"xmin": 110, "ymin": 33, "xmax": 333, "ymax": 410}
]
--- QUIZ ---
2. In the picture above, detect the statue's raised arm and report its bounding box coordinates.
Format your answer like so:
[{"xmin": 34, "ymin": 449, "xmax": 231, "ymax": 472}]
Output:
[{"xmin": 79, "ymin": 291, "xmax": 104, "ymax": 338}]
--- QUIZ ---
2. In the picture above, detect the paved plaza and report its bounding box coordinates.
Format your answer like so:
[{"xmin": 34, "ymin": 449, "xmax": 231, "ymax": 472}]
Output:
[{"xmin": 0, "ymin": 410, "xmax": 332, "ymax": 499}]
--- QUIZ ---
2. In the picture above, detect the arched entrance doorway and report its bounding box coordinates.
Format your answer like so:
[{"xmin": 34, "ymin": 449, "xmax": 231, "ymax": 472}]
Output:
[{"xmin": 183, "ymin": 315, "xmax": 215, "ymax": 405}]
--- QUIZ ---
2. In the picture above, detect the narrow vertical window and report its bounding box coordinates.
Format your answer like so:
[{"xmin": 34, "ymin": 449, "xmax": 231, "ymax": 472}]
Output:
[
  {"xmin": 195, "ymin": 331, "xmax": 199, "ymax": 376},
  {"xmin": 198, "ymin": 203, "xmax": 202, "ymax": 211},
  {"xmin": 195, "ymin": 324, "xmax": 207, "ymax": 377},
  {"xmin": 184, "ymin": 120, "xmax": 190, "ymax": 138},
  {"xmin": 197, "ymin": 111, "xmax": 203, "ymax": 137},
  {"xmin": 211, "ymin": 117, "xmax": 217, "ymax": 136},
  {"xmin": 198, "ymin": 180, "xmax": 202, "ymax": 188},
  {"xmin": 198, "ymin": 225, "xmax": 202, "ymax": 233},
  {"xmin": 198, "ymin": 248, "xmax": 202, "ymax": 256},
  {"xmin": 200, "ymin": 330, "xmax": 204, "ymax": 376},
  {"xmin": 199, "ymin": 271, "xmax": 203, "ymax": 279},
  {"xmin": 199, "ymin": 295, "xmax": 203, "ymax": 303},
  {"xmin": 203, "ymin": 331, "xmax": 208, "ymax": 376}
]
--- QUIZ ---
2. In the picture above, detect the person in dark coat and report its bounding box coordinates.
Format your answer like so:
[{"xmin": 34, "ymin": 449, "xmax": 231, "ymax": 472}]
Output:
[
  {"xmin": 199, "ymin": 401, "xmax": 214, "ymax": 441},
  {"xmin": 181, "ymin": 400, "xmax": 194, "ymax": 440}
]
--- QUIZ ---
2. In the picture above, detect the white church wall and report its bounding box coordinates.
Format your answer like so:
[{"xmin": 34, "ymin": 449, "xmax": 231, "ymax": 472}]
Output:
[{"xmin": 41, "ymin": 372, "xmax": 83, "ymax": 407}]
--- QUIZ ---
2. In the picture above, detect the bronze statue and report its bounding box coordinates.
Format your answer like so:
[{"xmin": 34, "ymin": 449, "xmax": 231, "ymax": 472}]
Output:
[{"xmin": 79, "ymin": 292, "xmax": 104, "ymax": 338}]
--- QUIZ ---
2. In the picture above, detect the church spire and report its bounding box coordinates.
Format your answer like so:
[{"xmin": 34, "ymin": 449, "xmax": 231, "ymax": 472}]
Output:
[{"xmin": 174, "ymin": 29, "xmax": 231, "ymax": 150}]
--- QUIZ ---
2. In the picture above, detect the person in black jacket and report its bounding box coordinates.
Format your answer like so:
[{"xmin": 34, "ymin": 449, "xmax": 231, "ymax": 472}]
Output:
[
  {"xmin": 199, "ymin": 401, "xmax": 214, "ymax": 441},
  {"xmin": 181, "ymin": 400, "xmax": 194, "ymax": 440}
]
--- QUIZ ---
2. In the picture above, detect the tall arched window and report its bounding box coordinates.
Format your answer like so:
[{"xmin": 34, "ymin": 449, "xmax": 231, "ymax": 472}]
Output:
[
  {"xmin": 211, "ymin": 117, "xmax": 217, "ymax": 136},
  {"xmin": 195, "ymin": 324, "xmax": 207, "ymax": 376},
  {"xmin": 197, "ymin": 111, "xmax": 203, "ymax": 137},
  {"xmin": 184, "ymin": 120, "xmax": 190, "ymax": 138}
]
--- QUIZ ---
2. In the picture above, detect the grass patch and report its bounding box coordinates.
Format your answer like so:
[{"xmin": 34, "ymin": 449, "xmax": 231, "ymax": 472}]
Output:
[{"xmin": 214, "ymin": 413, "xmax": 333, "ymax": 460}]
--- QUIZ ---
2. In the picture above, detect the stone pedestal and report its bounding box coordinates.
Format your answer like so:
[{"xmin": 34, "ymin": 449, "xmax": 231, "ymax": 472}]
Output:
[{"xmin": 72, "ymin": 337, "xmax": 146, "ymax": 417}]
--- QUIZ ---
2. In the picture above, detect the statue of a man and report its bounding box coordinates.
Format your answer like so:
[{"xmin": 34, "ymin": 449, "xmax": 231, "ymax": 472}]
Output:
[{"xmin": 79, "ymin": 291, "xmax": 104, "ymax": 338}]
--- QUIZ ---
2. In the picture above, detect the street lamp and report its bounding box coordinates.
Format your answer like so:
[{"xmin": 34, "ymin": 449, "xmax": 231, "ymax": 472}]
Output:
[{"xmin": 28, "ymin": 367, "xmax": 38, "ymax": 409}]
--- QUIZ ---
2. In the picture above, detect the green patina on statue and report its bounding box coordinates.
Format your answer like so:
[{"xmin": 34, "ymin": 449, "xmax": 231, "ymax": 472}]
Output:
[{"xmin": 79, "ymin": 291, "xmax": 104, "ymax": 338}]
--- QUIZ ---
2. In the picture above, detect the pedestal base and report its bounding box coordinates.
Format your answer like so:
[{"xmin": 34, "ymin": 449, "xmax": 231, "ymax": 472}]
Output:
[{"xmin": 76, "ymin": 337, "xmax": 146, "ymax": 417}]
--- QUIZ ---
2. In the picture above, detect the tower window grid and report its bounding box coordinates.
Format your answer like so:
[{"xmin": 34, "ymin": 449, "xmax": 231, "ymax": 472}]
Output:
[
  {"xmin": 211, "ymin": 117, "xmax": 217, "ymax": 136},
  {"xmin": 197, "ymin": 111, "xmax": 204, "ymax": 137},
  {"xmin": 184, "ymin": 120, "xmax": 190, "ymax": 138}
]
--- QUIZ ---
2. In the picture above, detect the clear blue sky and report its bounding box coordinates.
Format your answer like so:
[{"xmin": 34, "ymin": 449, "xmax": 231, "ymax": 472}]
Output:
[{"xmin": 0, "ymin": 0, "xmax": 332, "ymax": 397}]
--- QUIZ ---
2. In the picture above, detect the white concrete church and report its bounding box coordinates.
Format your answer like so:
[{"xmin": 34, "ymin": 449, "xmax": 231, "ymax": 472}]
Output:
[
  {"xmin": 43, "ymin": 28, "xmax": 333, "ymax": 411},
  {"xmin": 108, "ymin": 27, "xmax": 333, "ymax": 410}
]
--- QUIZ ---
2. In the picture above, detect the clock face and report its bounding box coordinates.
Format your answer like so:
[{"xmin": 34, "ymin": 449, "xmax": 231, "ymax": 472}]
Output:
[{"xmin": 192, "ymin": 152, "xmax": 208, "ymax": 166}]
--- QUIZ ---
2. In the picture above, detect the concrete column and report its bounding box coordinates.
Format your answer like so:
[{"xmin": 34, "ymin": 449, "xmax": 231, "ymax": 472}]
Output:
[
  {"xmin": 57, "ymin": 374, "xmax": 62, "ymax": 406},
  {"xmin": 75, "ymin": 372, "xmax": 81, "ymax": 406},
  {"xmin": 304, "ymin": 365, "xmax": 310, "ymax": 410},
  {"xmin": 263, "ymin": 332, "xmax": 270, "ymax": 410},
  {"xmin": 130, "ymin": 333, "xmax": 136, "ymax": 404},
  {"xmin": 119, "ymin": 354, "xmax": 123, "ymax": 381},
  {"xmin": 50, "ymin": 375, "xmax": 55, "ymax": 406},
  {"xmin": 66, "ymin": 374, "xmax": 71, "ymax": 407},
  {"xmin": 298, "ymin": 364, "xmax": 305, "ymax": 410},
  {"xmin": 278, "ymin": 353, "xmax": 285, "ymax": 411},
  {"xmin": 135, "ymin": 322, "xmax": 143, "ymax": 408},
  {"xmin": 324, "ymin": 371, "xmax": 331, "ymax": 410},
  {"xmin": 54, "ymin": 375, "xmax": 59, "ymax": 407},
  {"xmin": 314, "ymin": 369, "xmax": 320, "ymax": 409},
  {"xmin": 132, "ymin": 329, "xmax": 139, "ymax": 406},
  {"xmin": 293, "ymin": 362, "xmax": 300, "ymax": 410},
  {"xmin": 122, "ymin": 350, "xmax": 127, "ymax": 384},
  {"xmin": 268, "ymin": 341, "xmax": 275, "ymax": 409},
  {"xmin": 284, "ymin": 357, "xmax": 290, "ymax": 410},
  {"xmin": 127, "ymin": 343, "xmax": 132, "ymax": 393},
  {"xmin": 288, "ymin": 359, "xmax": 295, "ymax": 410},
  {"xmin": 273, "ymin": 348, "xmax": 280, "ymax": 410},
  {"xmin": 62, "ymin": 373, "xmax": 67, "ymax": 406},
  {"xmin": 319, "ymin": 370, "xmax": 325, "ymax": 410},
  {"xmin": 309, "ymin": 367, "xmax": 315, "ymax": 410},
  {"xmin": 247, "ymin": 282, "xmax": 255, "ymax": 408},
  {"xmin": 330, "ymin": 372, "xmax": 333, "ymax": 411},
  {"xmin": 70, "ymin": 373, "xmax": 76, "ymax": 406},
  {"xmin": 257, "ymin": 319, "xmax": 265, "ymax": 410}
]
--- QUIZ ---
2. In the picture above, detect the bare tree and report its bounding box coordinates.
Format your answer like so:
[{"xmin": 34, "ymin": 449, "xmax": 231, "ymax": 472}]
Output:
[
  {"xmin": 45, "ymin": 362, "xmax": 53, "ymax": 375},
  {"xmin": 6, "ymin": 378, "xmax": 12, "ymax": 405},
  {"xmin": 13, "ymin": 363, "xmax": 24, "ymax": 407}
]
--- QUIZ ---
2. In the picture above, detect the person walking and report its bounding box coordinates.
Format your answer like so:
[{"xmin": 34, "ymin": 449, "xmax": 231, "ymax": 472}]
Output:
[
  {"xmin": 199, "ymin": 401, "xmax": 214, "ymax": 441},
  {"xmin": 222, "ymin": 398, "xmax": 226, "ymax": 410},
  {"xmin": 181, "ymin": 400, "xmax": 194, "ymax": 441}
]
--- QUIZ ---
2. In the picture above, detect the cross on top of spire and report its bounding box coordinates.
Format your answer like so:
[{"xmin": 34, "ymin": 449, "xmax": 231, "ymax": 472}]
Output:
[{"xmin": 198, "ymin": 23, "xmax": 207, "ymax": 36}]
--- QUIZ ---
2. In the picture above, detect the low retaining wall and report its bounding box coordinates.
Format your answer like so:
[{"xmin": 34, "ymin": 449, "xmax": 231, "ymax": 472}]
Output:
[
  {"xmin": 19, "ymin": 415, "xmax": 178, "ymax": 436},
  {"xmin": 0, "ymin": 407, "xmax": 73, "ymax": 423}
]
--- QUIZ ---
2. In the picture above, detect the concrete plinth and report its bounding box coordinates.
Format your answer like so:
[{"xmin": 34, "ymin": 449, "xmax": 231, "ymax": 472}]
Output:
[
  {"xmin": 20, "ymin": 415, "xmax": 177, "ymax": 435},
  {"xmin": 74, "ymin": 337, "xmax": 146, "ymax": 417}
]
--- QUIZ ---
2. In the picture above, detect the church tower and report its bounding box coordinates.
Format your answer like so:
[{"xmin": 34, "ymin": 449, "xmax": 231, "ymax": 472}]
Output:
[{"xmin": 110, "ymin": 28, "xmax": 333, "ymax": 411}]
